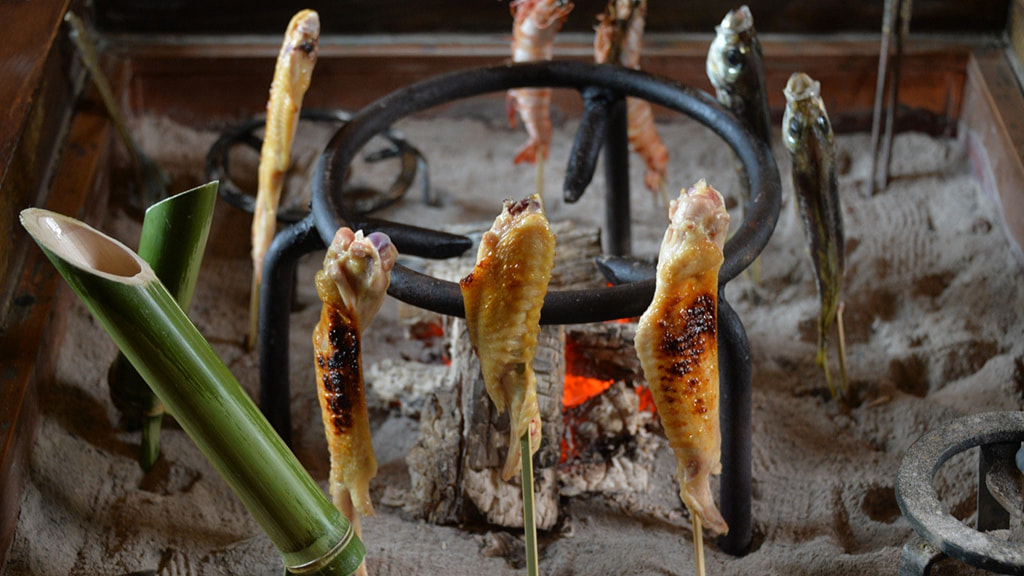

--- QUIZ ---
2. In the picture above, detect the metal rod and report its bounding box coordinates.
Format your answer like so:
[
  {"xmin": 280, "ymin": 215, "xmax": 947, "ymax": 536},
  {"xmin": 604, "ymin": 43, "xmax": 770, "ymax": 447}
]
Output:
[
  {"xmin": 716, "ymin": 295, "xmax": 753, "ymax": 555},
  {"xmin": 564, "ymin": 86, "xmax": 614, "ymax": 203},
  {"xmin": 977, "ymin": 442, "xmax": 1016, "ymax": 532},
  {"xmin": 258, "ymin": 215, "xmax": 325, "ymax": 444},
  {"xmin": 604, "ymin": 95, "xmax": 632, "ymax": 256},
  {"xmin": 896, "ymin": 411, "xmax": 1024, "ymax": 574}
]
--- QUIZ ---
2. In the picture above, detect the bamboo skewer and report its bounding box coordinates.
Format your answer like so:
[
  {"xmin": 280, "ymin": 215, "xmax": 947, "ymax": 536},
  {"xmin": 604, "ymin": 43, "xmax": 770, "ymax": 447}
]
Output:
[
  {"xmin": 691, "ymin": 511, "xmax": 706, "ymax": 576},
  {"xmin": 521, "ymin": 432, "xmax": 539, "ymax": 576},
  {"xmin": 869, "ymin": 0, "xmax": 913, "ymax": 193}
]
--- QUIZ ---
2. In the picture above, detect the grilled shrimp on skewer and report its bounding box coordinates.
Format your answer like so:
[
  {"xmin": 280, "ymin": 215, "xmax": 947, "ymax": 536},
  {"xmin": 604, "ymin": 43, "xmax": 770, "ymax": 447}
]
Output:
[
  {"xmin": 508, "ymin": 0, "xmax": 574, "ymax": 166},
  {"xmin": 634, "ymin": 180, "xmax": 731, "ymax": 570},
  {"xmin": 248, "ymin": 9, "xmax": 319, "ymax": 349},
  {"xmin": 460, "ymin": 194, "xmax": 556, "ymax": 481},
  {"xmin": 313, "ymin": 227, "xmax": 397, "ymax": 567},
  {"xmin": 594, "ymin": 0, "xmax": 669, "ymax": 203},
  {"xmin": 782, "ymin": 72, "xmax": 848, "ymax": 398}
]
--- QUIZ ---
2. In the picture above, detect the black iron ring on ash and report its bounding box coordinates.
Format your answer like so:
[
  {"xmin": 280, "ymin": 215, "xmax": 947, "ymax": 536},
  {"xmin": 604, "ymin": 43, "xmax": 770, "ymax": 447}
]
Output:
[
  {"xmin": 896, "ymin": 411, "xmax": 1024, "ymax": 575},
  {"xmin": 257, "ymin": 59, "xmax": 782, "ymax": 557}
]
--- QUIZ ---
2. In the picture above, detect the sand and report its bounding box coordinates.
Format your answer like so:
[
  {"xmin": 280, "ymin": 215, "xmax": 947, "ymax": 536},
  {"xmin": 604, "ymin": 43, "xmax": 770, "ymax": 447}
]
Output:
[{"xmin": 6, "ymin": 97, "xmax": 1024, "ymax": 576}]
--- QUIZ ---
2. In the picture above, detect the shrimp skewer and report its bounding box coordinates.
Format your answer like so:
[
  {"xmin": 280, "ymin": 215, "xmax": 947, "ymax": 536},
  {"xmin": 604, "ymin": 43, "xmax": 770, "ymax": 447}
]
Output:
[
  {"xmin": 508, "ymin": 0, "xmax": 574, "ymax": 170},
  {"xmin": 248, "ymin": 9, "xmax": 319, "ymax": 349},
  {"xmin": 634, "ymin": 180, "xmax": 731, "ymax": 575},
  {"xmin": 782, "ymin": 73, "xmax": 848, "ymax": 398},
  {"xmin": 313, "ymin": 227, "xmax": 397, "ymax": 576},
  {"xmin": 594, "ymin": 0, "xmax": 669, "ymax": 209}
]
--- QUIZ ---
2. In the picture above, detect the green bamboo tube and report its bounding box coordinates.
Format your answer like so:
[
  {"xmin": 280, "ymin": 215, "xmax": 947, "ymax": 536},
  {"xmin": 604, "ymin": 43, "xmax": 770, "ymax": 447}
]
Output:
[
  {"xmin": 108, "ymin": 181, "xmax": 217, "ymax": 470},
  {"xmin": 21, "ymin": 208, "xmax": 364, "ymax": 575}
]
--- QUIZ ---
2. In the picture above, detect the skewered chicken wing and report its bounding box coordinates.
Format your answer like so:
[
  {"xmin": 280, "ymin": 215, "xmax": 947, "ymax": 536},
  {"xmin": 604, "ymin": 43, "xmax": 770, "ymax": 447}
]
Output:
[
  {"xmin": 634, "ymin": 180, "xmax": 730, "ymax": 538},
  {"xmin": 460, "ymin": 194, "xmax": 556, "ymax": 481},
  {"xmin": 313, "ymin": 228, "xmax": 397, "ymax": 541}
]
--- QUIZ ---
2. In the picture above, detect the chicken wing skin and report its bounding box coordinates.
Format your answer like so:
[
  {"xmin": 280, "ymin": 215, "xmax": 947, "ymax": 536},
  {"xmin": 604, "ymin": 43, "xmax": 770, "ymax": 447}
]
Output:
[
  {"xmin": 460, "ymin": 194, "xmax": 556, "ymax": 481},
  {"xmin": 634, "ymin": 180, "xmax": 730, "ymax": 536}
]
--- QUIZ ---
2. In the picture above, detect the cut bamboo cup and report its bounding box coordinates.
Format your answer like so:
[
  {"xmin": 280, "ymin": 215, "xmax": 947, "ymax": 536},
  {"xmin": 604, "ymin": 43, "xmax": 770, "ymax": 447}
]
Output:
[
  {"xmin": 108, "ymin": 181, "xmax": 217, "ymax": 470},
  {"xmin": 21, "ymin": 208, "xmax": 364, "ymax": 576}
]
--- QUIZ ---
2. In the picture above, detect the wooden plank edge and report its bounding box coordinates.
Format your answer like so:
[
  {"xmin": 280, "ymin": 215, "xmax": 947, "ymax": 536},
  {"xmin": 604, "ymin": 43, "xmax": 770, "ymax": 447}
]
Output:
[
  {"xmin": 960, "ymin": 48, "xmax": 1024, "ymax": 264},
  {"xmin": 0, "ymin": 103, "xmax": 112, "ymax": 572}
]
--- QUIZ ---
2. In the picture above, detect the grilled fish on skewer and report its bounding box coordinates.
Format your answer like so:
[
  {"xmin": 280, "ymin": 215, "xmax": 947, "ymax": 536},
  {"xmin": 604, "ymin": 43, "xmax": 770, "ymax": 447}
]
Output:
[
  {"xmin": 248, "ymin": 9, "xmax": 320, "ymax": 348},
  {"xmin": 460, "ymin": 194, "xmax": 556, "ymax": 480},
  {"xmin": 594, "ymin": 0, "xmax": 669, "ymax": 200},
  {"xmin": 508, "ymin": 0, "xmax": 574, "ymax": 165},
  {"xmin": 634, "ymin": 180, "xmax": 730, "ymax": 540},
  {"xmin": 783, "ymin": 72, "xmax": 848, "ymax": 398},
  {"xmin": 706, "ymin": 6, "xmax": 771, "ymax": 209},
  {"xmin": 313, "ymin": 227, "xmax": 397, "ymax": 548}
]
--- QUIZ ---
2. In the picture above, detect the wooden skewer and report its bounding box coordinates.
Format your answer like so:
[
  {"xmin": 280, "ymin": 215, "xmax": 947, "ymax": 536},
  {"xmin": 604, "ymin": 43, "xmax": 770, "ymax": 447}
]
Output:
[
  {"xmin": 869, "ymin": 0, "xmax": 913, "ymax": 194},
  {"xmin": 521, "ymin": 432, "xmax": 539, "ymax": 576},
  {"xmin": 691, "ymin": 508, "xmax": 706, "ymax": 576}
]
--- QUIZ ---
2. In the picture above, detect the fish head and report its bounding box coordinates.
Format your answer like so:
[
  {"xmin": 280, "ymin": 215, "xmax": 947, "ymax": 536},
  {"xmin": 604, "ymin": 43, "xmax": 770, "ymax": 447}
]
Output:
[
  {"xmin": 706, "ymin": 6, "xmax": 756, "ymax": 98},
  {"xmin": 782, "ymin": 72, "xmax": 834, "ymax": 155},
  {"xmin": 284, "ymin": 10, "xmax": 320, "ymax": 89},
  {"xmin": 319, "ymin": 227, "xmax": 398, "ymax": 327},
  {"xmin": 667, "ymin": 180, "xmax": 731, "ymax": 252}
]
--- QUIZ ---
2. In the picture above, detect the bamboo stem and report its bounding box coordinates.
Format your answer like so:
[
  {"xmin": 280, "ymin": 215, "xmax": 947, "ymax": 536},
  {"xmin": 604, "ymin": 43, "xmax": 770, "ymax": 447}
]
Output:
[
  {"xmin": 521, "ymin": 432, "xmax": 539, "ymax": 576},
  {"xmin": 107, "ymin": 182, "xmax": 217, "ymax": 470},
  {"xmin": 21, "ymin": 208, "xmax": 364, "ymax": 575}
]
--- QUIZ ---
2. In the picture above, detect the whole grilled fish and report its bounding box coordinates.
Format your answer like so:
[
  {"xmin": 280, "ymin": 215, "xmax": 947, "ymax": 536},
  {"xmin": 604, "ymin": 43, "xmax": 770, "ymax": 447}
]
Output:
[
  {"xmin": 249, "ymin": 9, "xmax": 320, "ymax": 349},
  {"xmin": 706, "ymin": 6, "xmax": 771, "ymax": 208},
  {"xmin": 634, "ymin": 180, "xmax": 730, "ymax": 538},
  {"xmin": 313, "ymin": 227, "xmax": 397, "ymax": 540},
  {"xmin": 460, "ymin": 194, "xmax": 556, "ymax": 481},
  {"xmin": 782, "ymin": 72, "xmax": 848, "ymax": 398}
]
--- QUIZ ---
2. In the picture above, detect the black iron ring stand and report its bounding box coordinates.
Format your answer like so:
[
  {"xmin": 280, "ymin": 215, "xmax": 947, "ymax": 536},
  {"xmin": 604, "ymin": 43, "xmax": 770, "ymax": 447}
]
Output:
[
  {"xmin": 256, "ymin": 60, "xmax": 782, "ymax": 556},
  {"xmin": 897, "ymin": 411, "xmax": 1024, "ymax": 575}
]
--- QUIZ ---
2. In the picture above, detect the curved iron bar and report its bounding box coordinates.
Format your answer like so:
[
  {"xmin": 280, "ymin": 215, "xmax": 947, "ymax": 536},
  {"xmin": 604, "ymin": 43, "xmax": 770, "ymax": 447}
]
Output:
[
  {"xmin": 311, "ymin": 60, "xmax": 782, "ymax": 323},
  {"xmin": 717, "ymin": 294, "xmax": 753, "ymax": 555},
  {"xmin": 896, "ymin": 411, "xmax": 1024, "ymax": 575},
  {"xmin": 205, "ymin": 108, "xmax": 429, "ymax": 222},
  {"xmin": 258, "ymin": 215, "xmax": 324, "ymax": 440}
]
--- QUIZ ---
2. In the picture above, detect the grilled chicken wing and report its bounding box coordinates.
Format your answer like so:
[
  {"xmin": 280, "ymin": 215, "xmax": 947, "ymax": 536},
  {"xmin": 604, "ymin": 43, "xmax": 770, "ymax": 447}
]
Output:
[
  {"xmin": 313, "ymin": 227, "xmax": 397, "ymax": 538},
  {"xmin": 460, "ymin": 194, "xmax": 556, "ymax": 481},
  {"xmin": 634, "ymin": 180, "xmax": 730, "ymax": 537}
]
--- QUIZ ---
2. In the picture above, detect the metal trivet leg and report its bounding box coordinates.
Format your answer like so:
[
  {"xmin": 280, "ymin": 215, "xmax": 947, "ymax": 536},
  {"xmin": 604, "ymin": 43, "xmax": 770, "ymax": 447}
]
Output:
[{"xmin": 896, "ymin": 411, "xmax": 1024, "ymax": 575}]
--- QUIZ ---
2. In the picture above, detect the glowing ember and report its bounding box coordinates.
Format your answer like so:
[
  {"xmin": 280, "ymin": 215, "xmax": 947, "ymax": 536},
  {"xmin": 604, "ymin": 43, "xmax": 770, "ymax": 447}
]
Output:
[{"xmin": 563, "ymin": 373, "xmax": 615, "ymax": 408}]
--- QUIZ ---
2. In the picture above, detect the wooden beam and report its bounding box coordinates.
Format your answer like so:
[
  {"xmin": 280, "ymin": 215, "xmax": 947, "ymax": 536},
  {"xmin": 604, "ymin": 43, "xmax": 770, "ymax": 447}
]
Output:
[
  {"xmin": 0, "ymin": 85, "xmax": 113, "ymax": 574},
  {"xmin": 116, "ymin": 34, "xmax": 979, "ymax": 134},
  {"xmin": 960, "ymin": 49, "xmax": 1024, "ymax": 260}
]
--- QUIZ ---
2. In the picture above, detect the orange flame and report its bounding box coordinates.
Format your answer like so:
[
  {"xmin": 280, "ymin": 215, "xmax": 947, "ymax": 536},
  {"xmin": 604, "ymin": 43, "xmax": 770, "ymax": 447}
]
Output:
[{"xmin": 563, "ymin": 373, "xmax": 615, "ymax": 409}]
